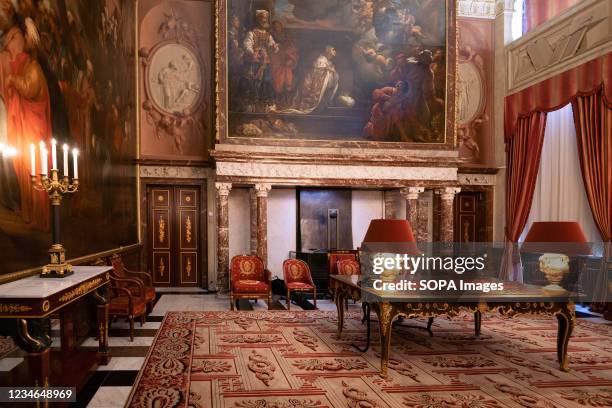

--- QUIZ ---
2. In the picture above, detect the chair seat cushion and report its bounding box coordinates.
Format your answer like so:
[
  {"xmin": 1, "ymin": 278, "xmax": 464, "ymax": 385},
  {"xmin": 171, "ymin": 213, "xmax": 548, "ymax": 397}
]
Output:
[
  {"xmin": 109, "ymin": 296, "xmax": 146, "ymax": 316},
  {"xmin": 233, "ymin": 280, "xmax": 269, "ymax": 294},
  {"xmin": 122, "ymin": 285, "xmax": 155, "ymax": 302},
  {"xmin": 286, "ymin": 282, "xmax": 315, "ymax": 290},
  {"xmin": 144, "ymin": 286, "xmax": 155, "ymax": 302}
]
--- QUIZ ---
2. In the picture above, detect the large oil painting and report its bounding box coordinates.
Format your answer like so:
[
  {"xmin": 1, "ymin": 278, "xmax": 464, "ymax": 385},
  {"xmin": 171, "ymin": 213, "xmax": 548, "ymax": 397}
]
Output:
[
  {"xmin": 218, "ymin": 0, "xmax": 456, "ymax": 145},
  {"xmin": 0, "ymin": 0, "xmax": 137, "ymax": 275}
]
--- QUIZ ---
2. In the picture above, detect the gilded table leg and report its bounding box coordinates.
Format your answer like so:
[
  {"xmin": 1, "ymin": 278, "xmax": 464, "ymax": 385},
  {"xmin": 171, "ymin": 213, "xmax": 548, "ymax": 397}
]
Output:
[
  {"xmin": 556, "ymin": 303, "xmax": 575, "ymax": 372},
  {"xmin": 335, "ymin": 288, "xmax": 346, "ymax": 339},
  {"xmin": 91, "ymin": 285, "xmax": 111, "ymax": 365},
  {"xmin": 372, "ymin": 302, "xmax": 396, "ymax": 378},
  {"xmin": 15, "ymin": 318, "xmax": 52, "ymax": 386},
  {"xmin": 474, "ymin": 311, "xmax": 482, "ymax": 337}
]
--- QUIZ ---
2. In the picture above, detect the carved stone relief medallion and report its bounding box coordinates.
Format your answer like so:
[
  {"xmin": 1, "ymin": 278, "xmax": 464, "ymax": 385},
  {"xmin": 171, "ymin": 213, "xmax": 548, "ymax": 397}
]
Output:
[
  {"xmin": 146, "ymin": 42, "xmax": 203, "ymax": 115},
  {"xmin": 457, "ymin": 60, "xmax": 485, "ymax": 126}
]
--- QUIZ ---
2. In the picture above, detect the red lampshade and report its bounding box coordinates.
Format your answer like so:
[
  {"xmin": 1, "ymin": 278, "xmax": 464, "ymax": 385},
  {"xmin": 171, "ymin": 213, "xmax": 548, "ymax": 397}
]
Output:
[
  {"xmin": 522, "ymin": 221, "xmax": 591, "ymax": 255},
  {"xmin": 363, "ymin": 219, "xmax": 416, "ymax": 243}
]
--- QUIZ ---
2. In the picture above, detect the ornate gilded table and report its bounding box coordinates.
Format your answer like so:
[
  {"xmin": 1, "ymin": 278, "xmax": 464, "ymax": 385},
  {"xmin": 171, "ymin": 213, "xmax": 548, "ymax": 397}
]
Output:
[
  {"xmin": 330, "ymin": 274, "xmax": 576, "ymax": 378},
  {"xmin": 0, "ymin": 266, "xmax": 112, "ymax": 386}
]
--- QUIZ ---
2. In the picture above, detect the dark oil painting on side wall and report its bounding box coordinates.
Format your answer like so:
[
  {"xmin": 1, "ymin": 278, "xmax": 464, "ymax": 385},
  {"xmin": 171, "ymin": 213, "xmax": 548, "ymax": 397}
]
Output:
[
  {"xmin": 221, "ymin": 0, "xmax": 454, "ymax": 143},
  {"xmin": 0, "ymin": 0, "xmax": 137, "ymax": 275}
]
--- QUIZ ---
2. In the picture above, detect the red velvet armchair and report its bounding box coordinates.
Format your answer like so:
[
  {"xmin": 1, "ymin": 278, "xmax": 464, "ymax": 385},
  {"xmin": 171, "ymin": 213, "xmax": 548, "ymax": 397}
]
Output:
[
  {"xmin": 108, "ymin": 275, "xmax": 148, "ymax": 341},
  {"xmin": 283, "ymin": 259, "xmax": 317, "ymax": 310},
  {"xmin": 230, "ymin": 255, "xmax": 271, "ymax": 310},
  {"xmin": 337, "ymin": 259, "xmax": 361, "ymax": 276},
  {"xmin": 110, "ymin": 254, "xmax": 156, "ymax": 315},
  {"xmin": 328, "ymin": 250, "xmax": 358, "ymax": 275}
]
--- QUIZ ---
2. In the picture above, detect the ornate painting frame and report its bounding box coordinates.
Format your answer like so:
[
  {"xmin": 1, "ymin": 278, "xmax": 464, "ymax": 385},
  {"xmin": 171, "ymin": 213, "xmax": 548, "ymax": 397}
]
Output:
[{"xmin": 215, "ymin": 0, "xmax": 457, "ymax": 150}]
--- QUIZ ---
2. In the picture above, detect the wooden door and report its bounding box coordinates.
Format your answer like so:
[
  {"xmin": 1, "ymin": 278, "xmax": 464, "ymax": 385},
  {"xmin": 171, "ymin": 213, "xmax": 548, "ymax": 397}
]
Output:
[
  {"xmin": 454, "ymin": 191, "xmax": 487, "ymax": 242},
  {"xmin": 148, "ymin": 186, "xmax": 201, "ymax": 286}
]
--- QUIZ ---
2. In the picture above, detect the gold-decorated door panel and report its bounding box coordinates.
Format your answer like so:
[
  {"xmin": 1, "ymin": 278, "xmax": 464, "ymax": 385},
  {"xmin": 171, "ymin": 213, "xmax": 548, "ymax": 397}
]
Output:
[
  {"xmin": 148, "ymin": 186, "xmax": 202, "ymax": 286},
  {"xmin": 454, "ymin": 192, "xmax": 487, "ymax": 243}
]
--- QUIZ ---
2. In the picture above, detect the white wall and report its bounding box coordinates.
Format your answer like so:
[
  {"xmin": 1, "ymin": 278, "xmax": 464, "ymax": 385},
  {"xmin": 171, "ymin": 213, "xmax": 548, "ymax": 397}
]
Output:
[
  {"xmin": 352, "ymin": 190, "xmax": 384, "ymax": 247},
  {"xmin": 267, "ymin": 189, "xmax": 297, "ymax": 278},
  {"xmin": 227, "ymin": 188, "xmax": 387, "ymax": 277},
  {"xmin": 228, "ymin": 188, "xmax": 250, "ymax": 259}
]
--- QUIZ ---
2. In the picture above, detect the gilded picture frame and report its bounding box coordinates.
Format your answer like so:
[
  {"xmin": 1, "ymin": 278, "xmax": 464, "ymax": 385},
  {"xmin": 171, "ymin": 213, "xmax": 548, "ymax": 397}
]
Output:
[{"xmin": 216, "ymin": 0, "xmax": 457, "ymax": 149}]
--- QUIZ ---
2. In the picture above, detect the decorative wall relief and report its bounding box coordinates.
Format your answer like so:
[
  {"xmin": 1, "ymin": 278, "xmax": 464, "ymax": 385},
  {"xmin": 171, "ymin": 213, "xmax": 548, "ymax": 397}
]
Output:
[
  {"xmin": 506, "ymin": 0, "xmax": 612, "ymax": 94},
  {"xmin": 457, "ymin": 18, "xmax": 494, "ymax": 164},
  {"xmin": 0, "ymin": 0, "xmax": 138, "ymax": 275},
  {"xmin": 139, "ymin": 0, "xmax": 213, "ymax": 160}
]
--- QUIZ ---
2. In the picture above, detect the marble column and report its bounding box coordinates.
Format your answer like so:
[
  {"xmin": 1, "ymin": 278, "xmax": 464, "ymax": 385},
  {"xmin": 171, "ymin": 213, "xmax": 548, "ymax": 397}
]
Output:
[
  {"xmin": 249, "ymin": 188, "xmax": 257, "ymax": 254},
  {"xmin": 437, "ymin": 187, "xmax": 461, "ymax": 243},
  {"xmin": 216, "ymin": 182, "xmax": 232, "ymax": 294},
  {"xmin": 384, "ymin": 191, "xmax": 397, "ymax": 219},
  {"xmin": 400, "ymin": 187, "xmax": 424, "ymax": 238},
  {"xmin": 254, "ymin": 183, "xmax": 271, "ymax": 265}
]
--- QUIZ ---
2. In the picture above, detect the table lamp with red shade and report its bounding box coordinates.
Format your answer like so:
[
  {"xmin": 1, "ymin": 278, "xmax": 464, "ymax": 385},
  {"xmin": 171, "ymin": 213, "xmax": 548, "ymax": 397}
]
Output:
[
  {"xmin": 361, "ymin": 219, "xmax": 419, "ymax": 281},
  {"xmin": 522, "ymin": 221, "xmax": 591, "ymax": 294}
]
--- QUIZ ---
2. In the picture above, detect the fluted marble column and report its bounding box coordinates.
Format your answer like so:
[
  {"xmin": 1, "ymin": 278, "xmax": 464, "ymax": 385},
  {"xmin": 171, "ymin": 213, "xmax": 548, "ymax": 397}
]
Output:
[
  {"xmin": 437, "ymin": 187, "xmax": 461, "ymax": 243},
  {"xmin": 400, "ymin": 187, "xmax": 424, "ymax": 238},
  {"xmin": 254, "ymin": 183, "xmax": 271, "ymax": 265},
  {"xmin": 384, "ymin": 191, "xmax": 397, "ymax": 219},
  {"xmin": 216, "ymin": 182, "xmax": 232, "ymax": 294},
  {"xmin": 249, "ymin": 188, "xmax": 257, "ymax": 254}
]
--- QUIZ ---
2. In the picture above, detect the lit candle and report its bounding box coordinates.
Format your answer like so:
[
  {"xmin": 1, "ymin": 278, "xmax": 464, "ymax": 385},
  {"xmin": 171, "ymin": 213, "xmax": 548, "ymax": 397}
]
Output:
[
  {"xmin": 39, "ymin": 141, "xmax": 46, "ymax": 175},
  {"xmin": 62, "ymin": 144, "xmax": 69, "ymax": 177},
  {"xmin": 72, "ymin": 148, "xmax": 79, "ymax": 179},
  {"xmin": 41, "ymin": 148, "xmax": 48, "ymax": 176},
  {"xmin": 51, "ymin": 138, "xmax": 57, "ymax": 170},
  {"xmin": 30, "ymin": 144, "xmax": 36, "ymax": 175}
]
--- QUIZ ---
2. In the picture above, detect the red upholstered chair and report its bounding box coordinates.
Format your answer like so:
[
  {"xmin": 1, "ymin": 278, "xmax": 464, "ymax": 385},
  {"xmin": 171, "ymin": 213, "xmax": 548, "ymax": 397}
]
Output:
[
  {"xmin": 328, "ymin": 250, "xmax": 359, "ymax": 276},
  {"xmin": 110, "ymin": 254, "xmax": 156, "ymax": 315},
  {"xmin": 230, "ymin": 255, "xmax": 271, "ymax": 310},
  {"xmin": 108, "ymin": 275, "xmax": 148, "ymax": 341},
  {"xmin": 283, "ymin": 259, "xmax": 316, "ymax": 310},
  {"xmin": 337, "ymin": 259, "xmax": 361, "ymax": 276}
]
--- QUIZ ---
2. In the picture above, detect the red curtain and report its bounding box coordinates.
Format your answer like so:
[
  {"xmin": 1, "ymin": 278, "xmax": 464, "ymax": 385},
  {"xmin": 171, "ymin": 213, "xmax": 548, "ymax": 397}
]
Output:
[
  {"xmin": 505, "ymin": 112, "xmax": 548, "ymax": 242},
  {"xmin": 504, "ymin": 53, "xmax": 612, "ymax": 282},
  {"xmin": 571, "ymin": 89, "xmax": 612, "ymax": 242},
  {"xmin": 523, "ymin": 0, "xmax": 582, "ymax": 34}
]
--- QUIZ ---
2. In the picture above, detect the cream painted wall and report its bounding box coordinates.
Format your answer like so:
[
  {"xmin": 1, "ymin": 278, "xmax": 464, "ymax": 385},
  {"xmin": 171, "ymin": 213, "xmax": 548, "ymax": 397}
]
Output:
[
  {"xmin": 228, "ymin": 188, "xmax": 250, "ymax": 260},
  {"xmin": 351, "ymin": 190, "xmax": 384, "ymax": 247},
  {"xmin": 227, "ymin": 188, "xmax": 389, "ymax": 277},
  {"xmin": 267, "ymin": 189, "xmax": 297, "ymax": 278}
]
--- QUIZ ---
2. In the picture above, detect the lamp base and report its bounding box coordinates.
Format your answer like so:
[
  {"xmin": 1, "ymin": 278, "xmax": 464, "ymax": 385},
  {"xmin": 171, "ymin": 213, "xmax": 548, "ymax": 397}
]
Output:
[
  {"xmin": 40, "ymin": 244, "xmax": 73, "ymax": 278},
  {"xmin": 542, "ymin": 284, "xmax": 567, "ymax": 296}
]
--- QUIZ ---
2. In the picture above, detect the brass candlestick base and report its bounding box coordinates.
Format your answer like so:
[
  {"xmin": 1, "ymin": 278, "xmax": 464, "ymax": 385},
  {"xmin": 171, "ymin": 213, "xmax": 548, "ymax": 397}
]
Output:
[{"xmin": 41, "ymin": 244, "xmax": 73, "ymax": 278}]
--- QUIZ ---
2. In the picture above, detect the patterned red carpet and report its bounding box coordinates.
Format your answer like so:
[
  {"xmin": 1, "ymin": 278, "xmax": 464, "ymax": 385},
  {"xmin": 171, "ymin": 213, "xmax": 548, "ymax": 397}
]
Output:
[{"xmin": 126, "ymin": 311, "xmax": 612, "ymax": 407}]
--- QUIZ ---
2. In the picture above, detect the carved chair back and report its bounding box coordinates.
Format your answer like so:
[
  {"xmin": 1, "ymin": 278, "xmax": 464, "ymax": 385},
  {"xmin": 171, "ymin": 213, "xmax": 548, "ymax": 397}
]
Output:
[
  {"xmin": 230, "ymin": 255, "xmax": 265, "ymax": 283},
  {"xmin": 283, "ymin": 259, "xmax": 314, "ymax": 285},
  {"xmin": 328, "ymin": 250, "xmax": 358, "ymax": 276},
  {"xmin": 110, "ymin": 255, "xmax": 127, "ymax": 278},
  {"xmin": 337, "ymin": 259, "xmax": 361, "ymax": 276}
]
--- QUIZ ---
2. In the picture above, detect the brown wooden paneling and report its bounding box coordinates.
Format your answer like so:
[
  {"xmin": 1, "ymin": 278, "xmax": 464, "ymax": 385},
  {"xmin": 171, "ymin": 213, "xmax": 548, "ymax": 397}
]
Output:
[
  {"xmin": 152, "ymin": 251, "xmax": 171, "ymax": 285},
  {"xmin": 146, "ymin": 185, "xmax": 203, "ymax": 287},
  {"xmin": 454, "ymin": 192, "xmax": 487, "ymax": 242}
]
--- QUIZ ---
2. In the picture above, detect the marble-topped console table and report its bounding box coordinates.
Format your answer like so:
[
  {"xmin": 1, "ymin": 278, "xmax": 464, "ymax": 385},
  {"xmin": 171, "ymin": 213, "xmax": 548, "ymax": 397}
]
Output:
[{"xmin": 0, "ymin": 266, "xmax": 112, "ymax": 387}]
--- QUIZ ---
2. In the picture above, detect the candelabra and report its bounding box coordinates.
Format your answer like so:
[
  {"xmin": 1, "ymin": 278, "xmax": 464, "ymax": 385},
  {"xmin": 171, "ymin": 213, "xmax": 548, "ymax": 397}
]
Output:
[{"xmin": 31, "ymin": 140, "xmax": 79, "ymax": 278}]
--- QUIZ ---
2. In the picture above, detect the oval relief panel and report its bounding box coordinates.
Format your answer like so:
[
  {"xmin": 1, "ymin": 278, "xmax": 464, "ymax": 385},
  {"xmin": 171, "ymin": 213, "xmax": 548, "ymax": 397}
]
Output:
[
  {"xmin": 147, "ymin": 42, "xmax": 203, "ymax": 115},
  {"xmin": 457, "ymin": 60, "xmax": 485, "ymax": 126}
]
